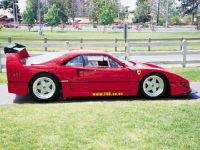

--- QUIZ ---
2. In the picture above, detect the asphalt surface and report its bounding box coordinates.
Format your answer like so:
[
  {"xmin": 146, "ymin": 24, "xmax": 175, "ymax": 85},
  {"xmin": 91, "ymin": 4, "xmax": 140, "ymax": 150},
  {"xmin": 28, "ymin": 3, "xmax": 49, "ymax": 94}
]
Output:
[{"xmin": 0, "ymin": 82, "xmax": 199, "ymax": 105}]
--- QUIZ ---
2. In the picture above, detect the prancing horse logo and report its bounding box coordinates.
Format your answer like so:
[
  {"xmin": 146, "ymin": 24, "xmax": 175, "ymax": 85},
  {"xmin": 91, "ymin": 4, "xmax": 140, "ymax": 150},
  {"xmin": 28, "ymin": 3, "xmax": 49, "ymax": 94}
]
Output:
[{"xmin": 137, "ymin": 70, "xmax": 142, "ymax": 75}]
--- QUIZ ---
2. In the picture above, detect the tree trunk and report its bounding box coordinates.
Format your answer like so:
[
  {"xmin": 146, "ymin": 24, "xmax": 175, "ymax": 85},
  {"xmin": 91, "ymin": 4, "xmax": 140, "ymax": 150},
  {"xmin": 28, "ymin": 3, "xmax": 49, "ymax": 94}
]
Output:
[
  {"xmin": 157, "ymin": 0, "xmax": 160, "ymax": 26},
  {"xmin": 51, "ymin": 26, "xmax": 53, "ymax": 32},
  {"xmin": 192, "ymin": 12, "xmax": 195, "ymax": 25},
  {"xmin": 103, "ymin": 25, "xmax": 105, "ymax": 32},
  {"xmin": 28, "ymin": 25, "xmax": 31, "ymax": 32},
  {"xmin": 197, "ymin": 16, "xmax": 200, "ymax": 30}
]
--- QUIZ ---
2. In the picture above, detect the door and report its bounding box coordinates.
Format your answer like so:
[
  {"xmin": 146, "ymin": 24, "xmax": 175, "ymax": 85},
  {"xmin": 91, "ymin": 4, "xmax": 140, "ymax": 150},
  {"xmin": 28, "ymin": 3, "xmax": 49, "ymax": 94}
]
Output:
[
  {"xmin": 60, "ymin": 54, "xmax": 136, "ymax": 97},
  {"xmin": 76, "ymin": 54, "xmax": 135, "ymax": 92}
]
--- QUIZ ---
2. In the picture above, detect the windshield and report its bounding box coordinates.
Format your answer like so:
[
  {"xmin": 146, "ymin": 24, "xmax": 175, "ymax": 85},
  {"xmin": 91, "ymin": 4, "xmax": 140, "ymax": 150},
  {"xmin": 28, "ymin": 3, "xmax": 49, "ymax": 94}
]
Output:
[
  {"xmin": 114, "ymin": 56, "xmax": 135, "ymax": 67},
  {"xmin": 25, "ymin": 52, "xmax": 66, "ymax": 65}
]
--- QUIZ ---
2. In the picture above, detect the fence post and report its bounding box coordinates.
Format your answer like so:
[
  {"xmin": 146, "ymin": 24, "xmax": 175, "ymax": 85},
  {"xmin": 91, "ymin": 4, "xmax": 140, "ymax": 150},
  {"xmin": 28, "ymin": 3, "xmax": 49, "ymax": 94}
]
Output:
[
  {"xmin": 44, "ymin": 38, "xmax": 48, "ymax": 51},
  {"xmin": 180, "ymin": 37, "xmax": 183, "ymax": 51},
  {"xmin": 125, "ymin": 40, "xmax": 130, "ymax": 61},
  {"xmin": 0, "ymin": 52, "xmax": 2, "ymax": 73},
  {"xmin": 181, "ymin": 39, "xmax": 187, "ymax": 68},
  {"xmin": 65, "ymin": 41, "xmax": 70, "ymax": 50},
  {"xmin": 148, "ymin": 38, "xmax": 151, "ymax": 51},
  {"xmin": 80, "ymin": 38, "xmax": 83, "ymax": 49},
  {"xmin": 115, "ymin": 38, "xmax": 118, "ymax": 52},
  {"xmin": 8, "ymin": 37, "xmax": 12, "ymax": 43}
]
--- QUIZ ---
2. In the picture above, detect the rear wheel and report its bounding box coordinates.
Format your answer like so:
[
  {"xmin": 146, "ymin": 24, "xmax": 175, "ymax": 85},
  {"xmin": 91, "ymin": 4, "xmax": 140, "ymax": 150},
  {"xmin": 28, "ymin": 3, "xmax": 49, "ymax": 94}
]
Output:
[
  {"xmin": 140, "ymin": 74, "xmax": 167, "ymax": 99},
  {"xmin": 29, "ymin": 74, "xmax": 59, "ymax": 102}
]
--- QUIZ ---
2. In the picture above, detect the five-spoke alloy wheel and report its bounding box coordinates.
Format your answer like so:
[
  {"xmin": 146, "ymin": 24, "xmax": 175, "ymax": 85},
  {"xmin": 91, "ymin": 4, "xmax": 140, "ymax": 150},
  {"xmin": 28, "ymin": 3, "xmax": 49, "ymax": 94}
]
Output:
[
  {"xmin": 140, "ymin": 74, "xmax": 167, "ymax": 98},
  {"xmin": 29, "ymin": 74, "xmax": 59, "ymax": 102}
]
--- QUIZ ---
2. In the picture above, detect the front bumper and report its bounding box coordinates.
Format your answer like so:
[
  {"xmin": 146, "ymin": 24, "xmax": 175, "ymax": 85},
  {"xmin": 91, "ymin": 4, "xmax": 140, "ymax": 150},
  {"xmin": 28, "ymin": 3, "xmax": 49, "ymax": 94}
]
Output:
[{"xmin": 170, "ymin": 82, "xmax": 191, "ymax": 96}]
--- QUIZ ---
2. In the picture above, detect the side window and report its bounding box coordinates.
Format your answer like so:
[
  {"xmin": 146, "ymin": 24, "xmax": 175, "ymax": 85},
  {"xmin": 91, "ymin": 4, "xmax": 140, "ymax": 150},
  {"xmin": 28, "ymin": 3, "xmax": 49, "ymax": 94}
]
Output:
[
  {"xmin": 66, "ymin": 55, "xmax": 83, "ymax": 67},
  {"xmin": 83, "ymin": 55, "xmax": 109, "ymax": 67},
  {"xmin": 109, "ymin": 58, "xmax": 121, "ymax": 68}
]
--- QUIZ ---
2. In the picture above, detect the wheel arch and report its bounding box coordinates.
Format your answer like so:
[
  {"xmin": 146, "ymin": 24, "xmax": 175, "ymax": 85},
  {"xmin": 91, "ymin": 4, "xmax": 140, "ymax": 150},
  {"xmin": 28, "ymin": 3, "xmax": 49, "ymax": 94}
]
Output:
[{"xmin": 28, "ymin": 72, "xmax": 62, "ymax": 91}]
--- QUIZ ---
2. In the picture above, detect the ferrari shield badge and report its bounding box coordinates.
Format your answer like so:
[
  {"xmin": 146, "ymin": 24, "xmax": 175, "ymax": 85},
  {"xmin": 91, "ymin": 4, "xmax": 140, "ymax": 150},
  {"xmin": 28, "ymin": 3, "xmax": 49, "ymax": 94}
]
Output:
[{"xmin": 137, "ymin": 70, "xmax": 142, "ymax": 75}]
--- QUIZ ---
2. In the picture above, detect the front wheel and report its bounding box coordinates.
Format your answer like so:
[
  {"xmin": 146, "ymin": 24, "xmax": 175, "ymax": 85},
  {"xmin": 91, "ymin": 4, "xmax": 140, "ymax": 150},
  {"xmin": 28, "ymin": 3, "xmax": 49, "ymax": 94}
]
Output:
[
  {"xmin": 29, "ymin": 74, "xmax": 59, "ymax": 102},
  {"xmin": 140, "ymin": 74, "xmax": 167, "ymax": 99}
]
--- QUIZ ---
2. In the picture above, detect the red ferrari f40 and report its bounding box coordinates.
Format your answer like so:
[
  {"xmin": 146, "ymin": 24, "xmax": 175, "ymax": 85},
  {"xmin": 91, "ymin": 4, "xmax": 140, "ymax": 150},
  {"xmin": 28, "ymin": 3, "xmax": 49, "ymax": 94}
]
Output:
[{"xmin": 5, "ymin": 44, "xmax": 191, "ymax": 102}]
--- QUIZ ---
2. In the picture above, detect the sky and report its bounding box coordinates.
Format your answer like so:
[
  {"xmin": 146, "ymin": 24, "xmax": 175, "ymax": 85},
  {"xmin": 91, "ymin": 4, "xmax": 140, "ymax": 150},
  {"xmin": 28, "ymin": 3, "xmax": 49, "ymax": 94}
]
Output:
[
  {"xmin": 18, "ymin": 0, "xmax": 27, "ymax": 13},
  {"xmin": 17, "ymin": 0, "xmax": 137, "ymax": 13},
  {"xmin": 121, "ymin": 0, "xmax": 137, "ymax": 10}
]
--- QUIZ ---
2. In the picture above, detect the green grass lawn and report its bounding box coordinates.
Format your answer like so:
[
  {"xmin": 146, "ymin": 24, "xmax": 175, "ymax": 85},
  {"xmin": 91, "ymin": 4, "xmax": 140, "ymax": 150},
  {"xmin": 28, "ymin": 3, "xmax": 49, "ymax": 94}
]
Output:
[
  {"xmin": 1, "ymin": 28, "xmax": 200, "ymax": 39},
  {"xmin": 0, "ymin": 28, "xmax": 200, "ymax": 51},
  {"xmin": 169, "ymin": 67, "xmax": 200, "ymax": 82},
  {"xmin": 0, "ymin": 101, "xmax": 200, "ymax": 149},
  {"xmin": 0, "ymin": 73, "xmax": 6, "ymax": 84},
  {"xmin": 0, "ymin": 67, "xmax": 200, "ymax": 149}
]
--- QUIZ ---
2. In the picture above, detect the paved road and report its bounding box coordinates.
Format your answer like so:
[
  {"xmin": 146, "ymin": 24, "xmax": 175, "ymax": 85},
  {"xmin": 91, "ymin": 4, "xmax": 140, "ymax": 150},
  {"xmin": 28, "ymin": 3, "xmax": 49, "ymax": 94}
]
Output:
[
  {"xmin": 130, "ymin": 53, "xmax": 200, "ymax": 63},
  {"xmin": 0, "ymin": 82, "xmax": 199, "ymax": 105}
]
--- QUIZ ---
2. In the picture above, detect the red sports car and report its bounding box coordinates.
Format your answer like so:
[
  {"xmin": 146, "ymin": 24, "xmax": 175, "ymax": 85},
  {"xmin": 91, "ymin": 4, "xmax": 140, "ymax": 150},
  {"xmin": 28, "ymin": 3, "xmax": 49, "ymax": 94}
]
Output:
[
  {"xmin": 5, "ymin": 44, "xmax": 191, "ymax": 102},
  {"xmin": 3, "ymin": 23, "xmax": 18, "ymax": 28}
]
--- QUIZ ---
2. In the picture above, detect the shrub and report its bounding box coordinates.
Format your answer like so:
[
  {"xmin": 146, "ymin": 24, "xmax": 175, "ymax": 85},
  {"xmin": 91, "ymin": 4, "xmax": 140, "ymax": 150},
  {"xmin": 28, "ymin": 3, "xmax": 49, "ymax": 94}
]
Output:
[
  {"xmin": 0, "ymin": 24, "xmax": 3, "ymax": 31},
  {"xmin": 170, "ymin": 15, "xmax": 181, "ymax": 25},
  {"xmin": 182, "ymin": 15, "xmax": 192, "ymax": 25}
]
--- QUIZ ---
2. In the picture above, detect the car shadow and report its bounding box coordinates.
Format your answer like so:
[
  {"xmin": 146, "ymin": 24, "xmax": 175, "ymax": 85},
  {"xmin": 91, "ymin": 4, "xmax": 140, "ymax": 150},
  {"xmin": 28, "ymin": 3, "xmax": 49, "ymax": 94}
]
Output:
[{"xmin": 13, "ymin": 92, "xmax": 200, "ymax": 104}]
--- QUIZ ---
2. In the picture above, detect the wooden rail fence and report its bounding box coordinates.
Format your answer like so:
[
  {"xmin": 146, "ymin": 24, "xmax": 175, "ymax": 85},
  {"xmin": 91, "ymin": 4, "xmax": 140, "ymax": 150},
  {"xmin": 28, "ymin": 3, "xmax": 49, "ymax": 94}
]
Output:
[{"xmin": 0, "ymin": 37, "xmax": 200, "ymax": 72}]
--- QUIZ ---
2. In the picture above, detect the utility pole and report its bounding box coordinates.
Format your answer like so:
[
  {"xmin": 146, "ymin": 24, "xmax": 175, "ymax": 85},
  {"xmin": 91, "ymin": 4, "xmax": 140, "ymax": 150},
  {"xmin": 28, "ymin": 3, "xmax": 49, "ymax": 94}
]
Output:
[
  {"xmin": 117, "ymin": 0, "xmax": 121, "ymax": 23},
  {"xmin": 38, "ymin": 0, "xmax": 42, "ymax": 35},
  {"xmin": 12, "ymin": 0, "xmax": 16, "ymax": 27},
  {"xmin": 15, "ymin": 0, "xmax": 19, "ymax": 26},
  {"xmin": 197, "ymin": 4, "xmax": 200, "ymax": 30},
  {"xmin": 157, "ymin": 0, "xmax": 160, "ymax": 26},
  {"xmin": 165, "ymin": 0, "xmax": 169, "ymax": 28}
]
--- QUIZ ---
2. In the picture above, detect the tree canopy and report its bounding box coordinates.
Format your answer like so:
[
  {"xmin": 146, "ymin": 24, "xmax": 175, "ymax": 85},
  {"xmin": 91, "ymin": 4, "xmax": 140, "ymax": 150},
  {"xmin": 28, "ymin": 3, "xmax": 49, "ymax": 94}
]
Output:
[
  {"xmin": 22, "ymin": 4, "xmax": 35, "ymax": 31},
  {"xmin": 178, "ymin": 0, "xmax": 200, "ymax": 23},
  {"xmin": 134, "ymin": 0, "xmax": 151, "ymax": 23},
  {"xmin": 45, "ymin": 4, "xmax": 61, "ymax": 32},
  {"xmin": 87, "ymin": 0, "xmax": 118, "ymax": 25},
  {"xmin": 48, "ymin": 0, "xmax": 76, "ymax": 23}
]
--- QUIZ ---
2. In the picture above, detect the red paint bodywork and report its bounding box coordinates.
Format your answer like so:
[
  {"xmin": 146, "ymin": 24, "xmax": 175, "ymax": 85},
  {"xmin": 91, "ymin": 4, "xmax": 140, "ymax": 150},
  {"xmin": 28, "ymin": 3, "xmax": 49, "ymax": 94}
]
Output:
[{"xmin": 6, "ymin": 49, "xmax": 191, "ymax": 98}]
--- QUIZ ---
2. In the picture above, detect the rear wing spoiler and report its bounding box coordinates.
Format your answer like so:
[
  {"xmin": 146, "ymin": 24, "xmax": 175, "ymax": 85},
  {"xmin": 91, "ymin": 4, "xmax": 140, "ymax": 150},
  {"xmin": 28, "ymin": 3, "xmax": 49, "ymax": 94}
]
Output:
[{"xmin": 4, "ymin": 43, "xmax": 30, "ymax": 59}]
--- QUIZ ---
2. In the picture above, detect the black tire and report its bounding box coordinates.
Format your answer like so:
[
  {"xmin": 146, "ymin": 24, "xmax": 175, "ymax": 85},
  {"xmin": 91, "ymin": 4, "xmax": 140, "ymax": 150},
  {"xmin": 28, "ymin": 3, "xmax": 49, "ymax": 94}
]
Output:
[
  {"xmin": 140, "ymin": 73, "xmax": 167, "ymax": 99},
  {"xmin": 29, "ymin": 73, "xmax": 59, "ymax": 102}
]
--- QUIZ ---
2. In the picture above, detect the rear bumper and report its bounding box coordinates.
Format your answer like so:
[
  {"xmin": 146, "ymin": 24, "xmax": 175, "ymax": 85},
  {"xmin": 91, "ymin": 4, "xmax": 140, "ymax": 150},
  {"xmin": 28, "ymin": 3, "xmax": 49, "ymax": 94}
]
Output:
[{"xmin": 8, "ymin": 82, "xmax": 28, "ymax": 96}]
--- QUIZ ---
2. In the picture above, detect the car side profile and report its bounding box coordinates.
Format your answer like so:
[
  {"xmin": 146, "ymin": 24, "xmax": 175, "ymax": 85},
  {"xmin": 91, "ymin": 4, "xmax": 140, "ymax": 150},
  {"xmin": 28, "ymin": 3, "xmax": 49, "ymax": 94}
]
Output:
[{"xmin": 5, "ymin": 44, "xmax": 191, "ymax": 102}]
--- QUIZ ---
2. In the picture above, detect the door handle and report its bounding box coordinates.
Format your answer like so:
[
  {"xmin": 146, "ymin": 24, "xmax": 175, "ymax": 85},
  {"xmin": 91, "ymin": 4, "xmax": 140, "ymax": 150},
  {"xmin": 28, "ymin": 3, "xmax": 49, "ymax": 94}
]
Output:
[{"xmin": 76, "ymin": 69, "xmax": 83, "ymax": 77}]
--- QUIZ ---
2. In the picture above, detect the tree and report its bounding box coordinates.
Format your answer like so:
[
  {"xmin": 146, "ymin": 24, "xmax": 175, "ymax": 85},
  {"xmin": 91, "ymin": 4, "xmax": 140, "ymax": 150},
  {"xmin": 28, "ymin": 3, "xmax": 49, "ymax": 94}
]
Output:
[
  {"xmin": 170, "ymin": 15, "xmax": 181, "ymax": 25},
  {"xmin": 148, "ymin": 0, "xmax": 177, "ymax": 26},
  {"xmin": 25, "ymin": 0, "xmax": 48, "ymax": 23},
  {"xmin": 98, "ymin": 2, "xmax": 116, "ymax": 25},
  {"xmin": 45, "ymin": 5, "xmax": 61, "ymax": 32},
  {"xmin": 178, "ymin": 0, "xmax": 200, "ymax": 23},
  {"xmin": 87, "ymin": 0, "xmax": 118, "ymax": 24},
  {"xmin": 65, "ymin": 0, "xmax": 76, "ymax": 22},
  {"xmin": 134, "ymin": 0, "xmax": 150, "ymax": 23},
  {"xmin": 118, "ymin": 6, "xmax": 129, "ymax": 21},
  {"xmin": 48, "ymin": 0, "xmax": 76, "ymax": 24},
  {"xmin": 23, "ymin": 4, "xmax": 35, "ymax": 31},
  {"xmin": 87, "ymin": 0, "xmax": 102, "ymax": 23},
  {"xmin": 26, "ymin": 0, "xmax": 37, "ymax": 20}
]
